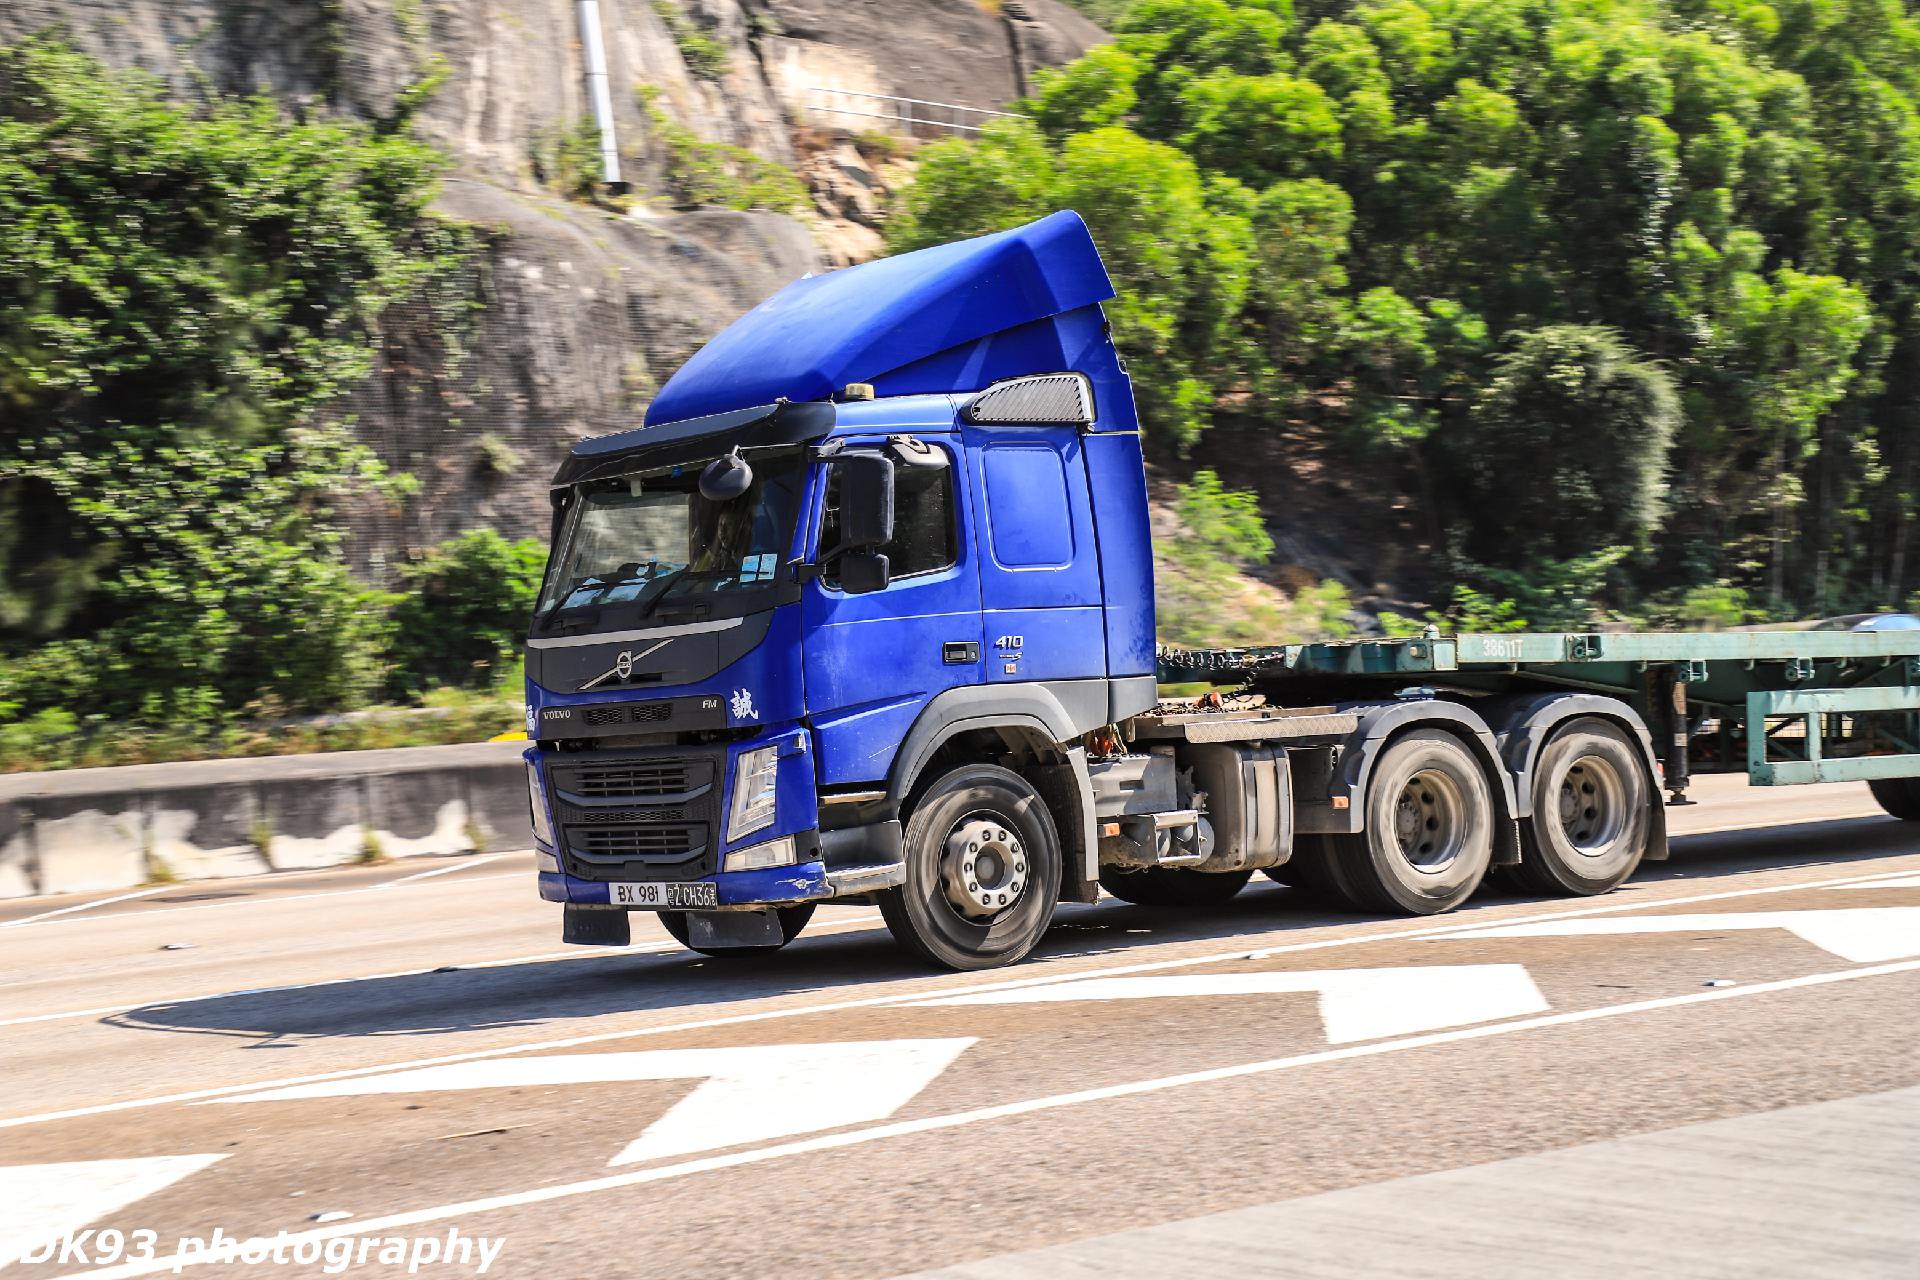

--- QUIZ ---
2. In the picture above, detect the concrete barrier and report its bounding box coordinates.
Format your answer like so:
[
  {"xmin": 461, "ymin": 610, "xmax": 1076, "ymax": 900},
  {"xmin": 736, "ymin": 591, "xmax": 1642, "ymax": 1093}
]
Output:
[{"xmin": 0, "ymin": 742, "xmax": 530, "ymax": 898}]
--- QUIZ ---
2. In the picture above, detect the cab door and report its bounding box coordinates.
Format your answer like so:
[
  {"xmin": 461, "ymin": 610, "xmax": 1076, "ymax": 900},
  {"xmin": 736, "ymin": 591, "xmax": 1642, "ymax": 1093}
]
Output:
[
  {"xmin": 962, "ymin": 424, "xmax": 1107, "ymax": 684},
  {"xmin": 800, "ymin": 436, "xmax": 985, "ymax": 787}
]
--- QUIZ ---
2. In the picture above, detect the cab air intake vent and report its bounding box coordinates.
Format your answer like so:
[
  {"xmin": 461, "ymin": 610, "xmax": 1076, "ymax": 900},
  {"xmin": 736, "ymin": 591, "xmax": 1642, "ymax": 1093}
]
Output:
[{"xmin": 962, "ymin": 373, "xmax": 1095, "ymax": 425}]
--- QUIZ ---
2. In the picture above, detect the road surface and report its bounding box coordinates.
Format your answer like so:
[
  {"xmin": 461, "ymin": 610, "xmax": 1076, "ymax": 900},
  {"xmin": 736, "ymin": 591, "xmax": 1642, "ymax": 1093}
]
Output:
[{"xmin": 1, "ymin": 773, "xmax": 1917, "ymax": 1278}]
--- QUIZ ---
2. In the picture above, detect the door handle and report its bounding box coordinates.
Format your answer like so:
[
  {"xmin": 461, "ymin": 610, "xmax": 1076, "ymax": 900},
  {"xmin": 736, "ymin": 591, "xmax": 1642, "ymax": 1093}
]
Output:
[{"xmin": 943, "ymin": 642, "xmax": 979, "ymax": 664}]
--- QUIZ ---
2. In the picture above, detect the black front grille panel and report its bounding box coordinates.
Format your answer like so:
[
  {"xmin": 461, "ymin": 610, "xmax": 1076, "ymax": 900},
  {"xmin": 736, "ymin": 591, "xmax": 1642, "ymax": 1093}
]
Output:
[
  {"xmin": 551, "ymin": 758, "xmax": 713, "ymax": 804},
  {"xmin": 582, "ymin": 701, "xmax": 672, "ymax": 729},
  {"xmin": 548, "ymin": 749, "xmax": 721, "ymax": 881},
  {"xmin": 572, "ymin": 824, "xmax": 706, "ymax": 858}
]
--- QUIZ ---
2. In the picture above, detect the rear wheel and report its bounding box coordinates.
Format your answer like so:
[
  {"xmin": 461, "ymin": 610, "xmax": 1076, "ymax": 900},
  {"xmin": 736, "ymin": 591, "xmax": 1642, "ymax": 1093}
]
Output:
[
  {"xmin": 1868, "ymin": 776, "xmax": 1920, "ymax": 820},
  {"xmin": 878, "ymin": 763, "xmax": 1063, "ymax": 970},
  {"xmin": 1514, "ymin": 717, "xmax": 1650, "ymax": 895},
  {"xmin": 659, "ymin": 903, "xmax": 816, "ymax": 957},
  {"xmin": 1100, "ymin": 866, "xmax": 1253, "ymax": 906},
  {"xmin": 1317, "ymin": 729, "xmax": 1494, "ymax": 914}
]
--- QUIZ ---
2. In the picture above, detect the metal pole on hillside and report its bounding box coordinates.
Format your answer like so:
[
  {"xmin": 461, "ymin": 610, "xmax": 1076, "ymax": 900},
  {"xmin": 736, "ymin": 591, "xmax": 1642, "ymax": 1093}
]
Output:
[{"xmin": 576, "ymin": 0, "xmax": 626, "ymax": 191}]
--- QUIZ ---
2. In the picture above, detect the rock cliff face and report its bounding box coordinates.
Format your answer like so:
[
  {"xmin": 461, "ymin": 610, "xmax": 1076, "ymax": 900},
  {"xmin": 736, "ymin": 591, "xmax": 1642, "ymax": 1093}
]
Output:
[{"xmin": 0, "ymin": 0, "xmax": 1102, "ymax": 562}]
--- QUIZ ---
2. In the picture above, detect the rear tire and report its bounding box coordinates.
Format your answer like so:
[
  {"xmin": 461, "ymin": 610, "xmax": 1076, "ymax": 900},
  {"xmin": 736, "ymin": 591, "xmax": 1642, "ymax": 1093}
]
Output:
[
  {"xmin": 1100, "ymin": 866, "xmax": 1253, "ymax": 906},
  {"xmin": 1868, "ymin": 776, "xmax": 1920, "ymax": 820},
  {"xmin": 1514, "ymin": 717, "xmax": 1650, "ymax": 895},
  {"xmin": 659, "ymin": 903, "xmax": 816, "ymax": 957},
  {"xmin": 879, "ymin": 763, "xmax": 1062, "ymax": 970},
  {"xmin": 1318, "ymin": 729, "xmax": 1494, "ymax": 914}
]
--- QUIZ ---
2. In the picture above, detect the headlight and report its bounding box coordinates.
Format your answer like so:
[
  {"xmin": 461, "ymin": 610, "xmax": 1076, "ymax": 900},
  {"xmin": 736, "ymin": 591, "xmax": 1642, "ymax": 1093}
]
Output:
[
  {"xmin": 526, "ymin": 762, "xmax": 555, "ymax": 846},
  {"xmin": 727, "ymin": 744, "xmax": 779, "ymax": 841},
  {"xmin": 723, "ymin": 835, "xmax": 797, "ymax": 873}
]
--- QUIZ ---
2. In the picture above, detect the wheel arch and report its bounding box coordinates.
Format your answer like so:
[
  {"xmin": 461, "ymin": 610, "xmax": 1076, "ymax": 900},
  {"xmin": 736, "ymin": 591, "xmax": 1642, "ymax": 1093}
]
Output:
[
  {"xmin": 885, "ymin": 684, "xmax": 1100, "ymax": 901},
  {"xmin": 1478, "ymin": 691, "xmax": 1669, "ymax": 862}
]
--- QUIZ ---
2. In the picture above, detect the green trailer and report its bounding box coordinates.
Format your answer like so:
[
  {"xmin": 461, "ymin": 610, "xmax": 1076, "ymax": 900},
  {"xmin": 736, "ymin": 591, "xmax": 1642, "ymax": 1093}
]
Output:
[{"xmin": 1090, "ymin": 629, "xmax": 1920, "ymax": 917}]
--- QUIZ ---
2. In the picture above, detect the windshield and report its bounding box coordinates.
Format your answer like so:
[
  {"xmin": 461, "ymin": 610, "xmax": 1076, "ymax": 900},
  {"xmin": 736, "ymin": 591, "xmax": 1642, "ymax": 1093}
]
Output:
[{"xmin": 533, "ymin": 449, "xmax": 804, "ymax": 635}]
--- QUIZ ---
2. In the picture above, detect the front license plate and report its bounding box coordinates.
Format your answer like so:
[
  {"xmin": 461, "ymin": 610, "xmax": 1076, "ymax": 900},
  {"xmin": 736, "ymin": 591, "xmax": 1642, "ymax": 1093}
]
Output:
[{"xmin": 610, "ymin": 881, "xmax": 717, "ymax": 910}]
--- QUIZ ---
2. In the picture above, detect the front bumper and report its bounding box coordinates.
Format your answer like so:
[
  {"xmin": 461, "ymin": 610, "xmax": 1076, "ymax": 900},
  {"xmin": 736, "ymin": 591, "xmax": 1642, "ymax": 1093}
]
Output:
[{"xmin": 537, "ymin": 848, "xmax": 832, "ymax": 908}]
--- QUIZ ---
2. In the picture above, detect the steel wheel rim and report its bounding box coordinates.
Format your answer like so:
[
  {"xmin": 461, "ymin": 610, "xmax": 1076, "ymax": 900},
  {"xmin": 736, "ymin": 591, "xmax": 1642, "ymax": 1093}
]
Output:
[
  {"xmin": 941, "ymin": 814, "xmax": 1028, "ymax": 921},
  {"xmin": 1556, "ymin": 754, "xmax": 1627, "ymax": 858},
  {"xmin": 1392, "ymin": 768, "xmax": 1468, "ymax": 873}
]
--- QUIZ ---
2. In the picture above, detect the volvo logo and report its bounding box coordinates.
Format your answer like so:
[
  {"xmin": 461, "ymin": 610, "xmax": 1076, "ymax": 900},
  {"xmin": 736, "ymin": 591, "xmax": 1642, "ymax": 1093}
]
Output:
[{"xmin": 579, "ymin": 638, "xmax": 672, "ymax": 691}]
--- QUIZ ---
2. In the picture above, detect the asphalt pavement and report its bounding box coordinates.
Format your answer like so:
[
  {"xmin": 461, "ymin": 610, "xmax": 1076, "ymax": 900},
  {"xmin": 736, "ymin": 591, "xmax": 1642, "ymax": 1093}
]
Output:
[{"xmin": 2, "ymin": 773, "xmax": 1917, "ymax": 1279}]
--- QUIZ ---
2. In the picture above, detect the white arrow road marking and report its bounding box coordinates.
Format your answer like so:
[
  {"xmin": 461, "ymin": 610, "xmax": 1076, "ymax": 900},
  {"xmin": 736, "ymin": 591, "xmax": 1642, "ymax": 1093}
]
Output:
[
  {"xmin": 208, "ymin": 1039, "xmax": 974, "ymax": 1166},
  {"xmin": 914, "ymin": 965, "xmax": 1549, "ymax": 1043},
  {"xmin": 0, "ymin": 1155, "xmax": 225, "ymax": 1268},
  {"xmin": 1447, "ymin": 905, "xmax": 1920, "ymax": 963},
  {"xmin": 1830, "ymin": 872, "xmax": 1920, "ymax": 890}
]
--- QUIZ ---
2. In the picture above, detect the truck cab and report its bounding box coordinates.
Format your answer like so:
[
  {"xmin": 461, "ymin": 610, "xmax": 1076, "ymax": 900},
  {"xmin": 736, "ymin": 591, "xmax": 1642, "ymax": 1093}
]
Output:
[
  {"xmin": 525, "ymin": 211, "xmax": 1160, "ymax": 968},
  {"xmin": 526, "ymin": 211, "xmax": 1717, "ymax": 970}
]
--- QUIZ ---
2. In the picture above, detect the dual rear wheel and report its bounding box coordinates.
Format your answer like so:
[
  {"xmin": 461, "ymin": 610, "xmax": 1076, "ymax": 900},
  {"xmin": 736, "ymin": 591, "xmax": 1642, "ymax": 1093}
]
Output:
[{"xmin": 1272, "ymin": 720, "xmax": 1649, "ymax": 913}]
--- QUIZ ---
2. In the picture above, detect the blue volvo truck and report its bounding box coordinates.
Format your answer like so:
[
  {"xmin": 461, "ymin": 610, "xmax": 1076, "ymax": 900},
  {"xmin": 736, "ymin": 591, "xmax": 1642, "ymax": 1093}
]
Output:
[{"xmin": 524, "ymin": 210, "xmax": 1920, "ymax": 970}]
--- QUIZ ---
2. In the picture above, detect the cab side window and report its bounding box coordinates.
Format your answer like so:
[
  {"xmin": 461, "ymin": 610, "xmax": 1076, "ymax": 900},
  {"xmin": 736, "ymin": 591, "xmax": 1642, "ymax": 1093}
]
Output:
[{"xmin": 821, "ymin": 454, "xmax": 957, "ymax": 584}]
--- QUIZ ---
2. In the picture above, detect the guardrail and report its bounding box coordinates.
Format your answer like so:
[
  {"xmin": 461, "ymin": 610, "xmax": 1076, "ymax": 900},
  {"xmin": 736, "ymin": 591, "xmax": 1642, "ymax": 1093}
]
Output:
[{"xmin": 803, "ymin": 87, "xmax": 1024, "ymax": 136}]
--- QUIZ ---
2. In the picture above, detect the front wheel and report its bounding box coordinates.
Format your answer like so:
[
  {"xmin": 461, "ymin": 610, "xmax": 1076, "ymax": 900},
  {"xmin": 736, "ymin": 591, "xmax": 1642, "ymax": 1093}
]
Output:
[
  {"xmin": 878, "ymin": 763, "xmax": 1063, "ymax": 970},
  {"xmin": 659, "ymin": 903, "xmax": 816, "ymax": 957}
]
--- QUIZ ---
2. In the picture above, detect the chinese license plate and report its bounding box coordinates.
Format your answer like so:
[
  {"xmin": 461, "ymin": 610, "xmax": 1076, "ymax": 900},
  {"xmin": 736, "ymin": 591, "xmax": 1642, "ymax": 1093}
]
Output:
[{"xmin": 609, "ymin": 881, "xmax": 717, "ymax": 910}]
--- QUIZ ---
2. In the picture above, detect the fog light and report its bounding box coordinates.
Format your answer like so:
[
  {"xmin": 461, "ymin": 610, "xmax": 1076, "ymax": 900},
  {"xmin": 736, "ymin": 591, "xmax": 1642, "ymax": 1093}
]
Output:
[
  {"xmin": 527, "ymin": 761, "xmax": 555, "ymax": 846},
  {"xmin": 723, "ymin": 835, "xmax": 797, "ymax": 873},
  {"xmin": 727, "ymin": 744, "xmax": 779, "ymax": 840}
]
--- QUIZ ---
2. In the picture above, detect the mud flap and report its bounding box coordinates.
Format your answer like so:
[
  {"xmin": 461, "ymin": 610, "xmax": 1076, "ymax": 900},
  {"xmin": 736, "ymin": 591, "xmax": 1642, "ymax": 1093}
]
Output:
[{"xmin": 563, "ymin": 904, "xmax": 632, "ymax": 946}]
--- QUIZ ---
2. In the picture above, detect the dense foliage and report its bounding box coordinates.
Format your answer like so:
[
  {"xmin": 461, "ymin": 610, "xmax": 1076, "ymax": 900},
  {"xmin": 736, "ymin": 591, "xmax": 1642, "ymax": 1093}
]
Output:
[
  {"xmin": 0, "ymin": 37, "xmax": 487, "ymax": 749},
  {"xmin": 894, "ymin": 0, "xmax": 1920, "ymax": 618}
]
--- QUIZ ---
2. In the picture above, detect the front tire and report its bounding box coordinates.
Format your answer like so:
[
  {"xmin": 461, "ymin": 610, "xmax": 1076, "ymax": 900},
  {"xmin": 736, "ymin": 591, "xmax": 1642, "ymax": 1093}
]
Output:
[
  {"xmin": 1513, "ymin": 717, "xmax": 1650, "ymax": 895},
  {"xmin": 879, "ymin": 763, "xmax": 1063, "ymax": 970},
  {"xmin": 659, "ymin": 903, "xmax": 816, "ymax": 957},
  {"xmin": 1316, "ymin": 729, "xmax": 1494, "ymax": 914}
]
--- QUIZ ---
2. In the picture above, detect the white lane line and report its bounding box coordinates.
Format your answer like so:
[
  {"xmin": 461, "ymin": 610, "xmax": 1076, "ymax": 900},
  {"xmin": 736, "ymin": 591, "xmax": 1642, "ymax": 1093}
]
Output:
[
  {"xmin": 5, "ymin": 863, "xmax": 1914, "ymax": 1133},
  {"xmin": 0, "ymin": 1155, "xmax": 228, "ymax": 1268},
  {"xmin": 0, "ymin": 888, "xmax": 168, "ymax": 930},
  {"xmin": 62, "ymin": 955, "xmax": 1920, "ymax": 1280},
  {"xmin": 0, "ymin": 870, "xmax": 528, "ymax": 935},
  {"xmin": 371, "ymin": 855, "xmax": 503, "ymax": 888},
  {"xmin": 913, "ymin": 965, "xmax": 1550, "ymax": 1044},
  {"xmin": 0, "ymin": 912, "xmax": 887, "ymax": 1030},
  {"xmin": 209, "ymin": 1038, "xmax": 978, "ymax": 1168},
  {"xmin": 1445, "ymin": 906, "xmax": 1920, "ymax": 963},
  {"xmin": 1830, "ymin": 871, "xmax": 1920, "ymax": 890}
]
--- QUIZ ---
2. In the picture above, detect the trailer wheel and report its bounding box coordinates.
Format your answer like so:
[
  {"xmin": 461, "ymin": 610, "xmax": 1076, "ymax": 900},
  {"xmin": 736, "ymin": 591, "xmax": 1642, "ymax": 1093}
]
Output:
[
  {"xmin": 878, "ymin": 763, "xmax": 1062, "ymax": 970},
  {"xmin": 1514, "ymin": 717, "xmax": 1650, "ymax": 895},
  {"xmin": 1100, "ymin": 866, "xmax": 1253, "ymax": 906},
  {"xmin": 1321, "ymin": 729, "xmax": 1494, "ymax": 914},
  {"xmin": 1868, "ymin": 777, "xmax": 1920, "ymax": 820},
  {"xmin": 658, "ymin": 903, "xmax": 816, "ymax": 958}
]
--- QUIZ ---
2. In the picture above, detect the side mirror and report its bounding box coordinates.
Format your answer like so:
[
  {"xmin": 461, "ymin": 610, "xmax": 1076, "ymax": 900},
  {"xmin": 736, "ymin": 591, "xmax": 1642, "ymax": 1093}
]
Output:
[
  {"xmin": 838, "ymin": 550, "xmax": 891, "ymax": 595},
  {"xmin": 834, "ymin": 451, "xmax": 895, "ymax": 550}
]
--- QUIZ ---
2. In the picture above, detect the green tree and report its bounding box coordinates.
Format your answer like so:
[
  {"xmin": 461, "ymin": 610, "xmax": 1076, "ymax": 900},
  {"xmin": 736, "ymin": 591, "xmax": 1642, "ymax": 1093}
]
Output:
[
  {"xmin": 0, "ymin": 36, "xmax": 471, "ymax": 729},
  {"xmin": 387, "ymin": 530, "xmax": 547, "ymax": 695}
]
